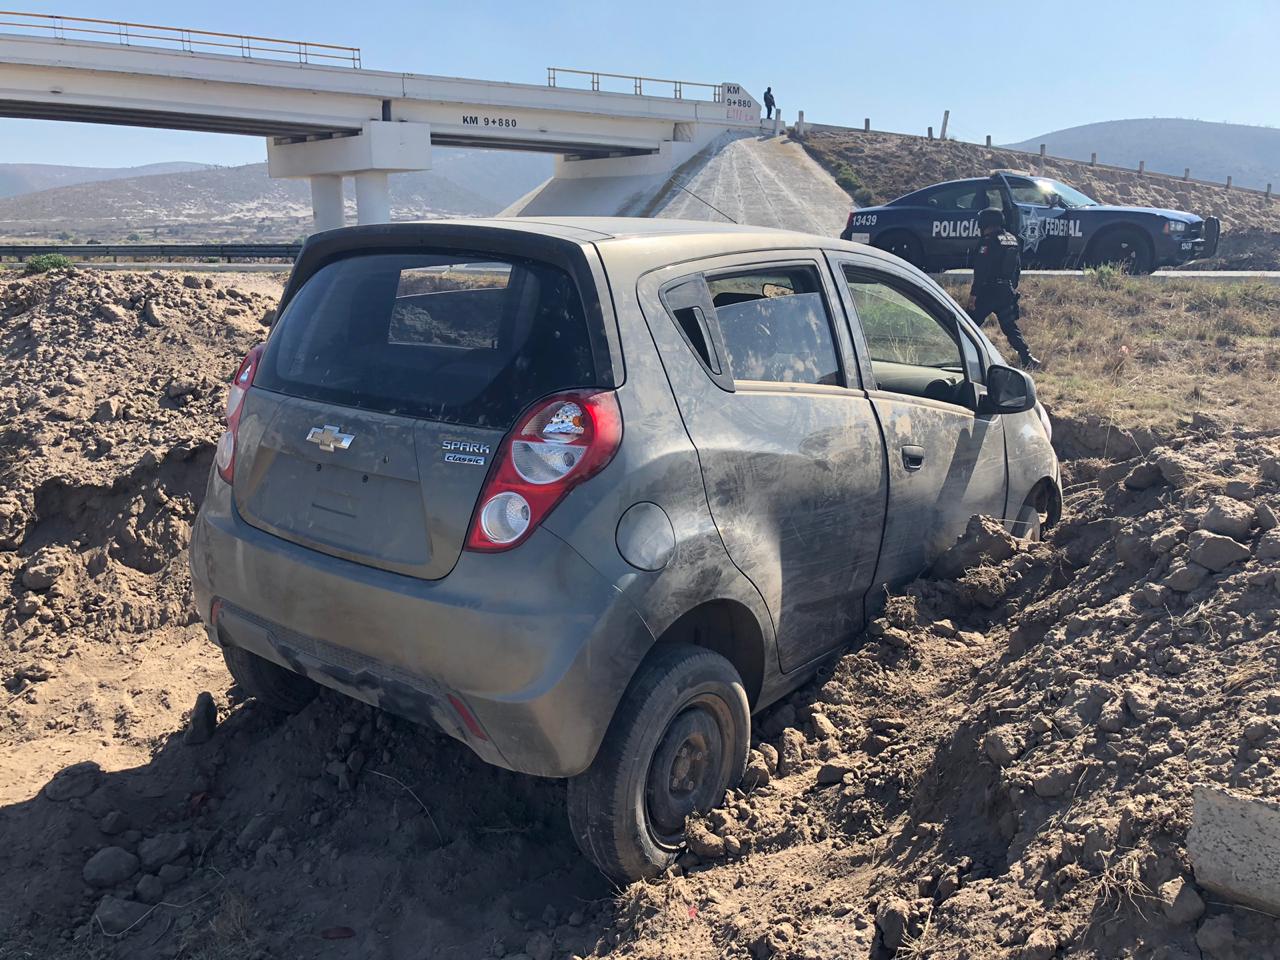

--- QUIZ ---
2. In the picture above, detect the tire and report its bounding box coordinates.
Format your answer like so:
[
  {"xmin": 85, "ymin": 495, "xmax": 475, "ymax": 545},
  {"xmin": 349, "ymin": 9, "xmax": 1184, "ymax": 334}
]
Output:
[
  {"xmin": 222, "ymin": 645, "xmax": 318, "ymax": 714},
  {"xmin": 874, "ymin": 231, "xmax": 925, "ymax": 269},
  {"xmin": 1088, "ymin": 227, "xmax": 1154, "ymax": 274},
  {"xmin": 567, "ymin": 644, "xmax": 750, "ymax": 884},
  {"xmin": 1014, "ymin": 500, "xmax": 1044, "ymax": 543}
]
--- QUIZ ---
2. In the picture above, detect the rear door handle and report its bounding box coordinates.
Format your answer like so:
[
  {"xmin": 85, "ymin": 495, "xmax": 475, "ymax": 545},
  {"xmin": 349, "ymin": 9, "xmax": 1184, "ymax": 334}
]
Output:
[{"xmin": 901, "ymin": 445, "xmax": 925, "ymax": 471}]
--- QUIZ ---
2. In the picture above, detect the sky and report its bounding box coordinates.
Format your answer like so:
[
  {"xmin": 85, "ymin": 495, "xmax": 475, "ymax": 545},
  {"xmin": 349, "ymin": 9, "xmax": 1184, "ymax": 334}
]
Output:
[{"xmin": 1, "ymin": 0, "xmax": 1276, "ymax": 168}]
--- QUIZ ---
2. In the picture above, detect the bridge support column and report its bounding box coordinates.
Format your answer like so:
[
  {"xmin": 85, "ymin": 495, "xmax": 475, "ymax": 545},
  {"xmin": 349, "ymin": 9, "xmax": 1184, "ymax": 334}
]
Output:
[
  {"xmin": 310, "ymin": 175, "xmax": 345, "ymax": 232},
  {"xmin": 267, "ymin": 120, "xmax": 430, "ymax": 231},
  {"xmin": 355, "ymin": 172, "xmax": 390, "ymax": 225}
]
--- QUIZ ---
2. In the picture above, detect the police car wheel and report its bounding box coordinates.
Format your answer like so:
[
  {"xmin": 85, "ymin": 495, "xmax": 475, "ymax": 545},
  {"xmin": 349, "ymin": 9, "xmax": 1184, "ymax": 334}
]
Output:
[
  {"xmin": 1090, "ymin": 228, "xmax": 1153, "ymax": 275},
  {"xmin": 874, "ymin": 231, "xmax": 924, "ymax": 268}
]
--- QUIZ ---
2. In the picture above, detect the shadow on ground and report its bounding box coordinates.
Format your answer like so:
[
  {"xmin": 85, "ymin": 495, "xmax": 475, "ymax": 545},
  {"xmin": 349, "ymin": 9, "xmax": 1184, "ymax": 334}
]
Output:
[{"xmin": 0, "ymin": 688, "xmax": 612, "ymax": 959}]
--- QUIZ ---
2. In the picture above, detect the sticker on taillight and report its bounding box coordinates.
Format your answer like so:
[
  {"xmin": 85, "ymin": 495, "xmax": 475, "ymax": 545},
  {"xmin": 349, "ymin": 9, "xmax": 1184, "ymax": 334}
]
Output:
[
  {"xmin": 535, "ymin": 402, "xmax": 586, "ymax": 440},
  {"xmin": 465, "ymin": 390, "xmax": 622, "ymax": 552}
]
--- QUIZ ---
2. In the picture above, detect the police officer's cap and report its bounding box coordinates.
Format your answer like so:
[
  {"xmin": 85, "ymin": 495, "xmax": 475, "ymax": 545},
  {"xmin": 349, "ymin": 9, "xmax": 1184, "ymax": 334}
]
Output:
[{"xmin": 977, "ymin": 207, "xmax": 1004, "ymax": 230}]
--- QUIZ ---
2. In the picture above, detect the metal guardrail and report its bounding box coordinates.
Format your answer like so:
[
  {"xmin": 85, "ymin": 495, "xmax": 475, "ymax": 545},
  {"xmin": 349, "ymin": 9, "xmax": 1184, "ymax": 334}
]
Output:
[
  {"xmin": 801, "ymin": 121, "xmax": 1274, "ymax": 201},
  {"xmin": 0, "ymin": 243, "xmax": 302, "ymax": 262},
  {"xmin": 0, "ymin": 10, "xmax": 361, "ymax": 67},
  {"xmin": 546, "ymin": 67, "xmax": 722, "ymax": 102}
]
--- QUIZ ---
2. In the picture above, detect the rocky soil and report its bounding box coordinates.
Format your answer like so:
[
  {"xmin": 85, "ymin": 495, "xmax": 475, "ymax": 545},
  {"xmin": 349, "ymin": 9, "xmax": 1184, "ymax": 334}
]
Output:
[
  {"xmin": 605, "ymin": 433, "xmax": 1280, "ymax": 959},
  {"xmin": 2, "ymin": 269, "xmax": 1278, "ymax": 959}
]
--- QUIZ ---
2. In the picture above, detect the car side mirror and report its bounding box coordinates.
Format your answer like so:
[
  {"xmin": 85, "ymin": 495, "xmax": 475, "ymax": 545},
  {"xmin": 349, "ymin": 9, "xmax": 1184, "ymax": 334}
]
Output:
[{"xmin": 978, "ymin": 364, "xmax": 1037, "ymax": 415}]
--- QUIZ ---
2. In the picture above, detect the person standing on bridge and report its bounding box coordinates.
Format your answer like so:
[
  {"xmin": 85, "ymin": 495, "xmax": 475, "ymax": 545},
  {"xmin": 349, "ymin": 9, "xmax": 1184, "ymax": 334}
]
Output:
[
  {"xmin": 763, "ymin": 87, "xmax": 775, "ymax": 120},
  {"xmin": 967, "ymin": 207, "xmax": 1041, "ymax": 370}
]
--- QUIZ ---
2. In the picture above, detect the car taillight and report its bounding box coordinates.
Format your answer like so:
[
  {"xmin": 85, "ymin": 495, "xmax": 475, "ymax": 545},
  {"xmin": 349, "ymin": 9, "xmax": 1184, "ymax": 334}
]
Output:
[
  {"xmin": 466, "ymin": 390, "xmax": 622, "ymax": 552},
  {"xmin": 215, "ymin": 344, "xmax": 265, "ymax": 485}
]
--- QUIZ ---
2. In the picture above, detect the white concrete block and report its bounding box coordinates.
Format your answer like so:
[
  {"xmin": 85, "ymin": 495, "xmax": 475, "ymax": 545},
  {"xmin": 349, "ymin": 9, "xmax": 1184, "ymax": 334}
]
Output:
[
  {"xmin": 1188, "ymin": 785, "xmax": 1280, "ymax": 913},
  {"xmin": 268, "ymin": 120, "xmax": 431, "ymax": 178}
]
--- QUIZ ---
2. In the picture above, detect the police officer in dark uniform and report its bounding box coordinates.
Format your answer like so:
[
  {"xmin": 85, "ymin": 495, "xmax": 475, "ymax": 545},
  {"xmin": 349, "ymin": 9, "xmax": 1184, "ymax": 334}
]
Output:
[{"xmin": 967, "ymin": 207, "xmax": 1040, "ymax": 369}]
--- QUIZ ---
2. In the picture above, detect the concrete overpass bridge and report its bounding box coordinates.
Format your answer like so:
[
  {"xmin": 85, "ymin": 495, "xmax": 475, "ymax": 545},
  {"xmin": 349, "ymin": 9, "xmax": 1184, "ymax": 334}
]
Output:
[{"xmin": 0, "ymin": 11, "xmax": 764, "ymax": 228}]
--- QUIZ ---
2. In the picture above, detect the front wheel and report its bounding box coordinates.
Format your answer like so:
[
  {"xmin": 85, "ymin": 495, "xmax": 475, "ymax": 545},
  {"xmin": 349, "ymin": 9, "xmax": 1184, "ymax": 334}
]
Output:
[
  {"xmin": 1088, "ymin": 227, "xmax": 1154, "ymax": 274},
  {"xmin": 567, "ymin": 644, "xmax": 750, "ymax": 883},
  {"xmin": 1014, "ymin": 499, "xmax": 1044, "ymax": 543}
]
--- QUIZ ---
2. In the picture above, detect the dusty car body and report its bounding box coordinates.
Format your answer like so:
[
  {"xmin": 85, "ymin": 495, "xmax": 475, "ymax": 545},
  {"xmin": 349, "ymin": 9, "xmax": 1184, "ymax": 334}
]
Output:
[{"xmin": 190, "ymin": 217, "xmax": 1060, "ymax": 880}]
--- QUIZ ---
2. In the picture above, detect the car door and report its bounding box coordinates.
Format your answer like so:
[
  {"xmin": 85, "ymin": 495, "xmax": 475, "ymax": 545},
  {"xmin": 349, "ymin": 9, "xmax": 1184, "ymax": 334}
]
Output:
[
  {"xmin": 825, "ymin": 251, "xmax": 1008, "ymax": 588},
  {"xmin": 918, "ymin": 181, "xmax": 991, "ymax": 269},
  {"xmin": 638, "ymin": 254, "xmax": 888, "ymax": 673},
  {"xmin": 1000, "ymin": 175, "xmax": 1071, "ymax": 267}
]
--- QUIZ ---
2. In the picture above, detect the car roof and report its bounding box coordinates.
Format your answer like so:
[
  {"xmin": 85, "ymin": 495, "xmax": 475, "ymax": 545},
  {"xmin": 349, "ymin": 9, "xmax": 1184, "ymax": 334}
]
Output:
[
  {"xmin": 300, "ymin": 216, "xmax": 905, "ymax": 275},
  {"xmin": 421, "ymin": 215, "xmax": 835, "ymax": 246}
]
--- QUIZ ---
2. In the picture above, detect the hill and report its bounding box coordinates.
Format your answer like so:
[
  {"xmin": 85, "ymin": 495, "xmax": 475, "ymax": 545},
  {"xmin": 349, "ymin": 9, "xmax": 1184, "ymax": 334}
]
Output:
[
  {"xmin": 0, "ymin": 150, "xmax": 553, "ymax": 242},
  {"xmin": 802, "ymin": 129, "xmax": 1280, "ymax": 269},
  {"xmin": 1006, "ymin": 119, "xmax": 1280, "ymax": 192},
  {"xmin": 0, "ymin": 162, "xmax": 211, "ymax": 199}
]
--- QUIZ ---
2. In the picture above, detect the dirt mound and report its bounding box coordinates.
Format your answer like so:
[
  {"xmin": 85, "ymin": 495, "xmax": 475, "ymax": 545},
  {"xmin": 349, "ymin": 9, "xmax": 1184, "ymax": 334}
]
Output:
[
  {"xmin": 3, "ymin": 269, "xmax": 1278, "ymax": 959},
  {"xmin": 0, "ymin": 268, "xmax": 278, "ymax": 802},
  {"xmin": 602, "ymin": 428, "xmax": 1280, "ymax": 958},
  {"xmin": 801, "ymin": 131, "xmax": 1280, "ymax": 269},
  {"xmin": 1179, "ymin": 227, "xmax": 1280, "ymax": 271}
]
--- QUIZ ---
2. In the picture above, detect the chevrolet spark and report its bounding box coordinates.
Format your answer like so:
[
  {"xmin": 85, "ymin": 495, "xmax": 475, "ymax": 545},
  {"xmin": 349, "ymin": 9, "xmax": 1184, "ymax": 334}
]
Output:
[{"xmin": 190, "ymin": 217, "xmax": 1060, "ymax": 882}]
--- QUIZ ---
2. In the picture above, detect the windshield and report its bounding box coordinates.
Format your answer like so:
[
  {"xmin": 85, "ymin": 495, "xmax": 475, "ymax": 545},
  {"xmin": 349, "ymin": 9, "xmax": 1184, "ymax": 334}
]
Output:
[{"xmin": 1040, "ymin": 179, "xmax": 1097, "ymax": 208}]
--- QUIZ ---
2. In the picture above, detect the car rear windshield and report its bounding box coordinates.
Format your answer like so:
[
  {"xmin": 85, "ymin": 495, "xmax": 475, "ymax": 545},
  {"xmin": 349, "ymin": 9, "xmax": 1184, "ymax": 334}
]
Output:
[{"xmin": 255, "ymin": 252, "xmax": 600, "ymax": 428}]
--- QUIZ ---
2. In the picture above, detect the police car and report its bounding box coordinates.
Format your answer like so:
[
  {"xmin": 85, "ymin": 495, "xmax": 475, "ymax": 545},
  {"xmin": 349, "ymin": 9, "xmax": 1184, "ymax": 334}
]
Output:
[{"xmin": 841, "ymin": 172, "xmax": 1220, "ymax": 274}]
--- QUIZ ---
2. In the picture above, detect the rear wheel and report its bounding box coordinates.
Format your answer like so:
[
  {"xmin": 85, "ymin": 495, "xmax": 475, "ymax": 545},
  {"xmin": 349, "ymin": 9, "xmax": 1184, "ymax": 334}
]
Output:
[
  {"xmin": 222, "ymin": 645, "xmax": 318, "ymax": 713},
  {"xmin": 874, "ymin": 231, "xmax": 925, "ymax": 269},
  {"xmin": 567, "ymin": 644, "xmax": 750, "ymax": 883},
  {"xmin": 1088, "ymin": 227, "xmax": 1154, "ymax": 274}
]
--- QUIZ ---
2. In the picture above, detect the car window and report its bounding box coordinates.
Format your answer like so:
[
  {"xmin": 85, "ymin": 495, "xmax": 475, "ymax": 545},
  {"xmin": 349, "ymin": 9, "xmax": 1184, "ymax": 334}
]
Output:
[
  {"xmin": 388, "ymin": 262, "xmax": 509, "ymax": 347},
  {"xmin": 842, "ymin": 269, "xmax": 967, "ymax": 403},
  {"xmin": 660, "ymin": 277, "xmax": 722, "ymax": 376},
  {"xmin": 705, "ymin": 266, "xmax": 841, "ymax": 385},
  {"xmin": 1007, "ymin": 179, "xmax": 1052, "ymax": 205},
  {"xmin": 917, "ymin": 182, "xmax": 998, "ymax": 212},
  {"xmin": 258, "ymin": 252, "xmax": 598, "ymax": 428}
]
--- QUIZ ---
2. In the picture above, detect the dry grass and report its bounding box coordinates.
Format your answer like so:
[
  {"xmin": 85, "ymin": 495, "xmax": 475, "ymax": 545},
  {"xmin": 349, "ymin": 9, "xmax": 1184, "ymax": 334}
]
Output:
[
  {"xmin": 175, "ymin": 889, "xmax": 259, "ymax": 960},
  {"xmin": 938, "ymin": 274, "xmax": 1280, "ymax": 433},
  {"xmin": 1084, "ymin": 849, "xmax": 1155, "ymax": 926}
]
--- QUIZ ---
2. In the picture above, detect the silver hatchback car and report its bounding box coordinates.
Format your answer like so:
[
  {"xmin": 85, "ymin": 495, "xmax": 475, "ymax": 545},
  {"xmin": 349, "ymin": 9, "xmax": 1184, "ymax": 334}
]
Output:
[{"xmin": 190, "ymin": 218, "xmax": 1060, "ymax": 881}]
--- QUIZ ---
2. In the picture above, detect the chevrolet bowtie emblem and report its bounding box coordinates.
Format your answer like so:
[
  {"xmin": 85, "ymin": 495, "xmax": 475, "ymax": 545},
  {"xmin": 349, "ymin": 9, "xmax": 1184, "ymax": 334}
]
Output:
[{"xmin": 306, "ymin": 424, "xmax": 354, "ymax": 453}]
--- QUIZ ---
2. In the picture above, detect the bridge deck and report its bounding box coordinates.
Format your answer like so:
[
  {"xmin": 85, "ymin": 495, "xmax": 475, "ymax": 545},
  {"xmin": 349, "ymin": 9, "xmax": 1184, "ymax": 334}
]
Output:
[{"xmin": 0, "ymin": 32, "xmax": 757, "ymax": 155}]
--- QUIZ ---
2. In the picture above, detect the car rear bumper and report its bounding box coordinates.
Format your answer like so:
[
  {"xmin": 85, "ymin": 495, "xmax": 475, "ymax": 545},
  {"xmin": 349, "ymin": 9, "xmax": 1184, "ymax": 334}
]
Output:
[{"xmin": 190, "ymin": 473, "xmax": 654, "ymax": 778}]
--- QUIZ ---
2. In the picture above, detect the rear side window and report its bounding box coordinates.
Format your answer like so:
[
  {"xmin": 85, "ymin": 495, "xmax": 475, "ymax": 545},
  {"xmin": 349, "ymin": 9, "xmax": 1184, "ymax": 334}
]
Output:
[
  {"xmin": 705, "ymin": 266, "xmax": 841, "ymax": 385},
  {"xmin": 918, "ymin": 182, "xmax": 995, "ymax": 212},
  {"xmin": 256, "ymin": 253, "xmax": 598, "ymax": 428}
]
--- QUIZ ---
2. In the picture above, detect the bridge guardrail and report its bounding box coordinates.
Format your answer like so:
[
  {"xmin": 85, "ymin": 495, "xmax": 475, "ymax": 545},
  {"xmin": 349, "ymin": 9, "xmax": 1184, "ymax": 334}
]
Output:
[
  {"xmin": 546, "ymin": 67, "xmax": 722, "ymax": 102},
  {"xmin": 0, "ymin": 243, "xmax": 302, "ymax": 262},
  {"xmin": 0, "ymin": 10, "xmax": 360, "ymax": 67}
]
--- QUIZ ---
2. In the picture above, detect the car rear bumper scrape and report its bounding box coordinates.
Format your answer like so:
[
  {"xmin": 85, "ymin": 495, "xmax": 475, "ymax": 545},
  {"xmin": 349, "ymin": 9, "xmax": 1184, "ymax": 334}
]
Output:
[{"xmin": 191, "ymin": 476, "xmax": 654, "ymax": 778}]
